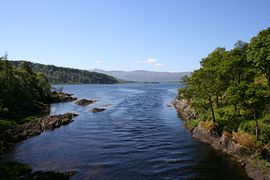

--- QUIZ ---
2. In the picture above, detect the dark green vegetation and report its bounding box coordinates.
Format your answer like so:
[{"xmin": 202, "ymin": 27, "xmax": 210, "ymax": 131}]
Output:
[
  {"xmin": 0, "ymin": 161, "xmax": 75, "ymax": 180},
  {"xmin": 0, "ymin": 162, "xmax": 32, "ymax": 179},
  {"xmin": 179, "ymin": 27, "xmax": 270, "ymax": 146},
  {"xmin": 0, "ymin": 57, "xmax": 52, "ymax": 119},
  {"xmin": 10, "ymin": 60, "xmax": 118, "ymax": 84},
  {"xmin": 0, "ymin": 58, "xmax": 117, "ymax": 131},
  {"xmin": 0, "ymin": 57, "xmax": 71, "ymax": 131}
]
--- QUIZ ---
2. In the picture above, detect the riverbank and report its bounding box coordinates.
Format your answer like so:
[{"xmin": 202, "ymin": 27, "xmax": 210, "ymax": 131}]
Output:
[
  {"xmin": 173, "ymin": 98, "xmax": 270, "ymax": 180},
  {"xmin": 0, "ymin": 92, "xmax": 79, "ymax": 179},
  {"xmin": 0, "ymin": 92, "xmax": 78, "ymax": 154},
  {"xmin": 0, "ymin": 112, "xmax": 79, "ymax": 179},
  {"xmin": 0, "ymin": 112, "xmax": 78, "ymax": 154}
]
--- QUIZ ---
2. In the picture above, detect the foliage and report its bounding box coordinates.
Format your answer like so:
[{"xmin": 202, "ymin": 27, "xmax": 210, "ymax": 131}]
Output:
[
  {"xmin": 232, "ymin": 131, "xmax": 256, "ymax": 149},
  {"xmin": 247, "ymin": 27, "xmax": 270, "ymax": 88},
  {"xmin": 0, "ymin": 59, "xmax": 53, "ymax": 115},
  {"xmin": 9, "ymin": 61, "xmax": 118, "ymax": 84},
  {"xmin": 261, "ymin": 125, "xmax": 270, "ymax": 144},
  {"xmin": 0, "ymin": 119, "xmax": 16, "ymax": 131},
  {"xmin": 185, "ymin": 119, "xmax": 199, "ymax": 131},
  {"xmin": 178, "ymin": 27, "xmax": 270, "ymax": 144},
  {"xmin": 0, "ymin": 162, "xmax": 32, "ymax": 179}
]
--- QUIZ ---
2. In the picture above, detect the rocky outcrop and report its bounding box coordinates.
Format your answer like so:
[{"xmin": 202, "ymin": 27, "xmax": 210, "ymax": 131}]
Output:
[
  {"xmin": 75, "ymin": 99, "xmax": 97, "ymax": 106},
  {"xmin": 0, "ymin": 113, "xmax": 78, "ymax": 154},
  {"xmin": 90, "ymin": 108, "xmax": 106, "ymax": 113},
  {"xmin": 172, "ymin": 99, "xmax": 195, "ymax": 120},
  {"xmin": 192, "ymin": 125, "xmax": 253, "ymax": 158},
  {"xmin": 174, "ymin": 98, "xmax": 270, "ymax": 180},
  {"xmin": 52, "ymin": 92, "xmax": 77, "ymax": 103},
  {"xmin": 192, "ymin": 125, "xmax": 270, "ymax": 180}
]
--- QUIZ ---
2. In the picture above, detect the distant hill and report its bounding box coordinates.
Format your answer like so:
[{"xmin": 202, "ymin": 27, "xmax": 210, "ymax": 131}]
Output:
[
  {"xmin": 9, "ymin": 61, "xmax": 119, "ymax": 84},
  {"xmin": 92, "ymin": 69, "xmax": 191, "ymax": 83}
]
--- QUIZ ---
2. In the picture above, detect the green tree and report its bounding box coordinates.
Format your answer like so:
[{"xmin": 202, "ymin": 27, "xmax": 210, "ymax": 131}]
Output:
[
  {"xmin": 247, "ymin": 27, "xmax": 270, "ymax": 88},
  {"xmin": 200, "ymin": 47, "xmax": 228, "ymax": 107},
  {"xmin": 228, "ymin": 82, "xmax": 268, "ymax": 140}
]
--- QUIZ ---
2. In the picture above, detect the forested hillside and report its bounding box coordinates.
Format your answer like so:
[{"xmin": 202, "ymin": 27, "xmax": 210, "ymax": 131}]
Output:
[
  {"xmin": 179, "ymin": 27, "xmax": 270, "ymax": 146},
  {"xmin": 9, "ymin": 61, "xmax": 118, "ymax": 84},
  {"xmin": 0, "ymin": 57, "xmax": 52, "ymax": 116}
]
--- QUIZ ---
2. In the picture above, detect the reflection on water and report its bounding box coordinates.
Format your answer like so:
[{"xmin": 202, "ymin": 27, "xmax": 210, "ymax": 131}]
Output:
[{"xmin": 5, "ymin": 84, "xmax": 249, "ymax": 179}]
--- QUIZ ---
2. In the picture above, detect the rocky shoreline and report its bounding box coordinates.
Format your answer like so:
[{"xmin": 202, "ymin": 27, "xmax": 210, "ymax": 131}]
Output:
[
  {"xmin": 172, "ymin": 98, "xmax": 270, "ymax": 180},
  {"xmin": 0, "ymin": 113, "xmax": 78, "ymax": 154},
  {"xmin": 0, "ymin": 93, "xmax": 108, "ymax": 179}
]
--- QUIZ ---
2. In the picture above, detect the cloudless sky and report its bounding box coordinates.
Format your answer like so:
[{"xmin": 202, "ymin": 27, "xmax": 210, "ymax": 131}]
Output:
[{"xmin": 1, "ymin": 0, "xmax": 270, "ymax": 72}]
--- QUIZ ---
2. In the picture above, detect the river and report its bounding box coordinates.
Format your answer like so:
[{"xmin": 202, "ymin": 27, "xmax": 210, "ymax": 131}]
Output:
[{"xmin": 3, "ymin": 84, "xmax": 249, "ymax": 179}]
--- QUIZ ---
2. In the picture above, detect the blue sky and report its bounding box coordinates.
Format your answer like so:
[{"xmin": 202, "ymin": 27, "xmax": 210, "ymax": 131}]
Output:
[{"xmin": 1, "ymin": 0, "xmax": 269, "ymax": 72}]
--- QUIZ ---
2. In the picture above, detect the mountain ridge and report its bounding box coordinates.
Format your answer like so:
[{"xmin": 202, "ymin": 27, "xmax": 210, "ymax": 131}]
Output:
[{"xmin": 91, "ymin": 69, "xmax": 191, "ymax": 82}]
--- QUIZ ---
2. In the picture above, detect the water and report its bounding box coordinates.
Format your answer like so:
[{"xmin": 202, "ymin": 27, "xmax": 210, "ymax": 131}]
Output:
[{"xmin": 3, "ymin": 84, "xmax": 249, "ymax": 179}]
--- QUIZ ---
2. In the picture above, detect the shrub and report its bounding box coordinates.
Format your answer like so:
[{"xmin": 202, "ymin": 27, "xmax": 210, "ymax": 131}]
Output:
[
  {"xmin": 261, "ymin": 125, "xmax": 270, "ymax": 144},
  {"xmin": 233, "ymin": 131, "xmax": 256, "ymax": 148},
  {"xmin": 0, "ymin": 162, "xmax": 32, "ymax": 179},
  {"xmin": 0, "ymin": 119, "xmax": 16, "ymax": 131},
  {"xmin": 185, "ymin": 119, "xmax": 199, "ymax": 131}
]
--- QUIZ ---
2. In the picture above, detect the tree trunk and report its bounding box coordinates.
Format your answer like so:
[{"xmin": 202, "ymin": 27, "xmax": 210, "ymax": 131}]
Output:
[
  {"xmin": 216, "ymin": 95, "xmax": 219, "ymax": 107},
  {"xmin": 209, "ymin": 95, "xmax": 216, "ymax": 123},
  {"xmin": 254, "ymin": 111, "xmax": 259, "ymax": 140}
]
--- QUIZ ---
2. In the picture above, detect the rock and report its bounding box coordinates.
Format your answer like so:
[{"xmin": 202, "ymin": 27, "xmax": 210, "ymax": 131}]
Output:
[
  {"xmin": 39, "ymin": 113, "xmax": 78, "ymax": 131},
  {"xmin": 75, "ymin": 99, "xmax": 97, "ymax": 106},
  {"xmin": 0, "ymin": 113, "xmax": 78, "ymax": 155},
  {"xmin": 192, "ymin": 125, "xmax": 253, "ymax": 157},
  {"xmin": 52, "ymin": 92, "xmax": 77, "ymax": 102},
  {"xmin": 102, "ymin": 104, "xmax": 112, "ymax": 107},
  {"xmin": 172, "ymin": 99, "xmax": 196, "ymax": 120},
  {"xmin": 18, "ymin": 171, "xmax": 76, "ymax": 180},
  {"xmin": 173, "ymin": 97, "xmax": 270, "ymax": 180},
  {"xmin": 167, "ymin": 104, "xmax": 172, "ymax": 107},
  {"xmin": 90, "ymin": 108, "xmax": 106, "ymax": 113}
]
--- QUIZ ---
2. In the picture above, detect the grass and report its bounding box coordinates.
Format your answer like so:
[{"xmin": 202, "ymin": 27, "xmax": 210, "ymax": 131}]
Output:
[
  {"xmin": 20, "ymin": 116, "xmax": 38, "ymax": 123},
  {"xmin": 0, "ymin": 116, "xmax": 38, "ymax": 132},
  {"xmin": 232, "ymin": 131, "xmax": 256, "ymax": 149},
  {"xmin": 0, "ymin": 162, "xmax": 32, "ymax": 180},
  {"xmin": 200, "ymin": 120, "xmax": 214, "ymax": 130},
  {"xmin": 185, "ymin": 119, "xmax": 199, "ymax": 131},
  {"xmin": 0, "ymin": 119, "xmax": 16, "ymax": 131}
]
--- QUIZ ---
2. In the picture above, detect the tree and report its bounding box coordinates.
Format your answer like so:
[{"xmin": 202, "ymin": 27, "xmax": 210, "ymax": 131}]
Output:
[
  {"xmin": 224, "ymin": 41, "xmax": 255, "ymax": 84},
  {"xmin": 247, "ymin": 27, "xmax": 270, "ymax": 88},
  {"xmin": 183, "ymin": 68, "xmax": 217, "ymax": 122},
  {"xmin": 237, "ymin": 83, "xmax": 268, "ymax": 140}
]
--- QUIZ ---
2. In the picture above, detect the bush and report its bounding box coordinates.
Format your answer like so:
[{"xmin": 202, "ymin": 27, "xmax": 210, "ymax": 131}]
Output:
[
  {"xmin": 261, "ymin": 125, "xmax": 270, "ymax": 144},
  {"xmin": 185, "ymin": 119, "xmax": 199, "ymax": 131},
  {"xmin": 0, "ymin": 119, "xmax": 16, "ymax": 131},
  {"xmin": 217, "ymin": 110, "xmax": 243, "ymax": 133},
  {"xmin": 0, "ymin": 162, "xmax": 32, "ymax": 179},
  {"xmin": 233, "ymin": 131, "xmax": 256, "ymax": 149},
  {"xmin": 239, "ymin": 120, "xmax": 256, "ymax": 135}
]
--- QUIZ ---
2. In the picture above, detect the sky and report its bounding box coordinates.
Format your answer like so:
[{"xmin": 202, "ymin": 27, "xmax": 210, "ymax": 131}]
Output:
[{"xmin": 0, "ymin": 0, "xmax": 270, "ymax": 72}]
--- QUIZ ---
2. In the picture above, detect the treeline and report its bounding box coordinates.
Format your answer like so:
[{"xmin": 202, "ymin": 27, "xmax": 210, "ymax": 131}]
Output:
[
  {"xmin": 9, "ymin": 61, "xmax": 118, "ymax": 84},
  {"xmin": 179, "ymin": 27, "xmax": 270, "ymax": 144},
  {"xmin": 0, "ymin": 56, "xmax": 52, "ymax": 116}
]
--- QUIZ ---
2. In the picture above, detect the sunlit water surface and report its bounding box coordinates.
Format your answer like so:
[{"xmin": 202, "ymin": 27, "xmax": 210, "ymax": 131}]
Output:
[{"xmin": 3, "ymin": 84, "xmax": 249, "ymax": 179}]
